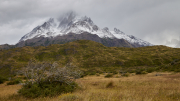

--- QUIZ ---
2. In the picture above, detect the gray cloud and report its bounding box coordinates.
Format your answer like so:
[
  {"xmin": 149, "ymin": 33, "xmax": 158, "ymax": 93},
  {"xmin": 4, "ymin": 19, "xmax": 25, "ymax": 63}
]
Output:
[{"xmin": 0, "ymin": 0, "xmax": 180, "ymax": 45}]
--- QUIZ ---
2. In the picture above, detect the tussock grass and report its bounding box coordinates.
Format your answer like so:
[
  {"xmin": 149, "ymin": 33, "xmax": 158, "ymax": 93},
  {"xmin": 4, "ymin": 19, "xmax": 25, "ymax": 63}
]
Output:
[
  {"xmin": 1, "ymin": 72, "xmax": 180, "ymax": 101},
  {"xmin": 106, "ymin": 81, "xmax": 114, "ymax": 88}
]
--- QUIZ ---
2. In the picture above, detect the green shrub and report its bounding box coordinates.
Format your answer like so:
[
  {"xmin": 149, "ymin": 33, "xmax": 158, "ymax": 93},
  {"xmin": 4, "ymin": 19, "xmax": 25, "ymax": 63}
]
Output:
[
  {"xmin": 136, "ymin": 71, "xmax": 148, "ymax": 75},
  {"xmin": 7, "ymin": 78, "xmax": 22, "ymax": 85},
  {"xmin": 88, "ymin": 72, "xmax": 96, "ymax": 75},
  {"xmin": 122, "ymin": 73, "xmax": 130, "ymax": 77},
  {"xmin": 81, "ymin": 72, "xmax": 88, "ymax": 78},
  {"xmin": 141, "ymin": 71, "xmax": 148, "ymax": 74},
  {"xmin": 18, "ymin": 61, "xmax": 81, "ymax": 98},
  {"xmin": 18, "ymin": 81, "xmax": 78, "ymax": 98},
  {"xmin": 0, "ymin": 76, "xmax": 7, "ymax": 84},
  {"xmin": 104, "ymin": 73, "xmax": 113, "ymax": 78},
  {"xmin": 96, "ymin": 73, "xmax": 100, "ymax": 76},
  {"xmin": 136, "ymin": 71, "xmax": 141, "ymax": 74},
  {"xmin": 112, "ymin": 71, "xmax": 118, "ymax": 74},
  {"xmin": 128, "ymin": 70, "xmax": 136, "ymax": 73},
  {"xmin": 146, "ymin": 68, "xmax": 156, "ymax": 73}
]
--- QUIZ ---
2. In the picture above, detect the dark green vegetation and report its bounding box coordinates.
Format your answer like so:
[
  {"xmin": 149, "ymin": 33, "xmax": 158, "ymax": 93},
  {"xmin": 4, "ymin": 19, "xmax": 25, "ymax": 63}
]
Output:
[
  {"xmin": 18, "ymin": 81, "xmax": 77, "ymax": 98},
  {"xmin": 0, "ymin": 40, "xmax": 180, "ymax": 78},
  {"xmin": 7, "ymin": 78, "xmax": 22, "ymax": 85},
  {"xmin": 105, "ymin": 73, "xmax": 114, "ymax": 78},
  {"xmin": 0, "ymin": 76, "xmax": 7, "ymax": 84},
  {"xmin": 17, "ymin": 60, "xmax": 80, "ymax": 98}
]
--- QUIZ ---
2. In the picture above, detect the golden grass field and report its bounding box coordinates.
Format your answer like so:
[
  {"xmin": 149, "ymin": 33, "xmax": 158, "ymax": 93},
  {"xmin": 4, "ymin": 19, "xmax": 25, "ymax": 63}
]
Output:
[{"xmin": 1, "ymin": 72, "xmax": 180, "ymax": 101}]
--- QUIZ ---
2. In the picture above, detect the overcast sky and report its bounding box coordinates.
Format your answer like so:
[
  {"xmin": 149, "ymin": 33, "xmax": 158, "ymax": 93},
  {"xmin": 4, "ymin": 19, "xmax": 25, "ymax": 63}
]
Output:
[{"xmin": 0, "ymin": 0, "xmax": 180, "ymax": 45}]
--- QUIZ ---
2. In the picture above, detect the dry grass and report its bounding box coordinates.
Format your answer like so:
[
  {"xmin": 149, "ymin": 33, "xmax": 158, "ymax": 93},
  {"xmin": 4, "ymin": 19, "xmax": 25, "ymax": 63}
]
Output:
[
  {"xmin": 1, "ymin": 72, "xmax": 180, "ymax": 101},
  {"xmin": 0, "ymin": 82, "xmax": 21, "ymax": 97}
]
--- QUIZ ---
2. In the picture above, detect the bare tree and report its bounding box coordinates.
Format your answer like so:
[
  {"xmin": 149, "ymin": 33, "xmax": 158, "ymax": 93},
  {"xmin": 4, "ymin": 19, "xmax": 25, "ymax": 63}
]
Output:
[{"xmin": 21, "ymin": 59, "xmax": 82, "ymax": 85}]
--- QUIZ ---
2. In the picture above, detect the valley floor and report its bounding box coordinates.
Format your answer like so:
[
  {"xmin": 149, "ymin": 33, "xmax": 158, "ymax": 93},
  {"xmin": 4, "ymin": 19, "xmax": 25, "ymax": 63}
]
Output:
[{"xmin": 1, "ymin": 72, "xmax": 180, "ymax": 101}]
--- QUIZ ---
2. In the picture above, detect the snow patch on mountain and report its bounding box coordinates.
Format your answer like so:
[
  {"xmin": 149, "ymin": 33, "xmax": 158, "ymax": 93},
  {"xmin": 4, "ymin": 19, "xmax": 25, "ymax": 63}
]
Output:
[{"xmin": 19, "ymin": 11, "xmax": 153, "ymax": 46}]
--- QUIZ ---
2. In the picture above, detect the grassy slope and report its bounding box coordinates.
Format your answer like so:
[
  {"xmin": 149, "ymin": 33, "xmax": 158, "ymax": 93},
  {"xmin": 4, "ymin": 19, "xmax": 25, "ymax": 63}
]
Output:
[{"xmin": 0, "ymin": 40, "xmax": 180, "ymax": 77}]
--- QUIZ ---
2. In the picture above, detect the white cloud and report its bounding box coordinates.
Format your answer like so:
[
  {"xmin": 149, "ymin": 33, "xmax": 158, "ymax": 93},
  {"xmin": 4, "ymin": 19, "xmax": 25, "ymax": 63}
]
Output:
[{"xmin": 0, "ymin": 0, "xmax": 180, "ymax": 45}]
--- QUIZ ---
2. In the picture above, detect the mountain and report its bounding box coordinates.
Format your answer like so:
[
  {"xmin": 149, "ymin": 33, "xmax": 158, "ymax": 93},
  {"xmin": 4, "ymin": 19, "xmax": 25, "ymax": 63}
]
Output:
[
  {"xmin": 0, "ymin": 44, "xmax": 15, "ymax": 50},
  {"xmin": 18, "ymin": 11, "xmax": 153, "ymax": 47},
  {"xmin": 17, "ymin": 32, "xmax": 135, "ymax": 47}
]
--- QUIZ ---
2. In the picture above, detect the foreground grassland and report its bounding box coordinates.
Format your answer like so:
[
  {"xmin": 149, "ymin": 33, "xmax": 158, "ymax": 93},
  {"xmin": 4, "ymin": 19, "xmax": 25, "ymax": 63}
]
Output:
[{"xmin": 1, "ymin": 72, "xmax": 180, "ymax": 101}]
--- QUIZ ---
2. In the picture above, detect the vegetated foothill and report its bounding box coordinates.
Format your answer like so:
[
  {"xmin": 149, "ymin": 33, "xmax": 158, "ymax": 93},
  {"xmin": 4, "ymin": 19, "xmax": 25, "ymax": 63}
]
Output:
[{"xmin": 0, "ymin": 40, "xmax": 180, "ymax": 77}]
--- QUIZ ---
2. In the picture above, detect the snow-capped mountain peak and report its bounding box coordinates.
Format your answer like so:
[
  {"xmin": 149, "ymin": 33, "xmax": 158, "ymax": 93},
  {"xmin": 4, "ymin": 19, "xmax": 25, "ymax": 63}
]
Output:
[
  {"xmin": 113, "ymin": 28, "xmax": 125, "ymax": 35},
  {"xmin": 19, "ymin": 11, "xmax": 153, "ymax": 46}
]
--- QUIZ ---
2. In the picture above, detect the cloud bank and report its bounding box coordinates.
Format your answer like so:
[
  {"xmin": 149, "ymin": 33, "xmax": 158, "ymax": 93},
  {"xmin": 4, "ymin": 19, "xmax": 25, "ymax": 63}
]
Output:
[{"xmin": 0, "ymin": 0, "xmax": 180, "ymax": 45}]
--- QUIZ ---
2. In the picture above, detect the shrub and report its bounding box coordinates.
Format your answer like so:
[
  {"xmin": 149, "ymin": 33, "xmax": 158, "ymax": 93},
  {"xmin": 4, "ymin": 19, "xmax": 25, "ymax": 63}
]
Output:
[
  {"xmin": 136, "ymin": 71, "xmax": 142, "ymax": 75},
  {"xmin": 88, "ymin": 72, "xmax": 96, "ymax": 75},
  {"xmin": 106, "ymin": 81, "xmax": 114, "ymax": 88},
  {"xmin": 18, "ymin": 60, "xmax": 81, "ymax": 98},
  {"xmin": 18, "ymin": 81, "xmax": 78, "ymax": 98},
  {"xmin": 115, "ymin": 75, "xmax": 121, "ymax": 78},
  {"xmin": 21, "ymin": 60, "xmax": 82, "ymax": 85},
  {"xmin": 0, "ymin": 76, "xmax": 7, "ymax": 84},
  {"xmin": 122, "ymin": 73, "xmax": 130, "ymax": 77},
  {"xmin": 141, "ymin": 71, "xmax": 148, "ymax": 74},
  {"xmin": 136, "ymin": 71, "xmax": 148, "ymax": 75},
  {"xmin": 7, "ymin": 78, "xmax": 22, "ymax": 85},
  {"xmin": 128, "ymin": 70, "xmax": 136, "ymax": 73},
  {"xmin": 112, "ymin": 71, "xmax": 118, "ymax": 74},
  {"xmin": 104, "ymin": 73, "xmax": 113, "ymax": 78},
  {"xmin": 146, "ymin": 68, "xmax": 155, "ymax": 73},
  {"xmin": 96, "ymin": 73, "xmax": 100, "ymax": 76}
]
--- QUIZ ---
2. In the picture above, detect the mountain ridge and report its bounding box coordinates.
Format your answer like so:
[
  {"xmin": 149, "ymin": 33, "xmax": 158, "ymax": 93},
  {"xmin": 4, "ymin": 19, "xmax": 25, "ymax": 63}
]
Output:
[
  {"xmin": 17, "ymin": 32, "xmax": 136, "ymax": 47},
  {"xmin": 18, "ymin": 11, "xmax": 153, "ymax": 47}
]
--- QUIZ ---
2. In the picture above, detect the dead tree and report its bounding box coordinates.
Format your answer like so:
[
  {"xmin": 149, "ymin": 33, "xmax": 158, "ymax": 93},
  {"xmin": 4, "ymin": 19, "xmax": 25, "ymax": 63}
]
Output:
[{"xmin": 21, "ymin": 60, "xmax": 82, "ymax": 85}]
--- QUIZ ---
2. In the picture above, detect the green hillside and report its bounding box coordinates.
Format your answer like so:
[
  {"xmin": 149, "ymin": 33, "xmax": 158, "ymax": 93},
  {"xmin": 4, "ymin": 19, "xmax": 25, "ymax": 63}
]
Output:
[{"xmin": 0, "ymin": 40, "xmax": 180, "ymax": 77}]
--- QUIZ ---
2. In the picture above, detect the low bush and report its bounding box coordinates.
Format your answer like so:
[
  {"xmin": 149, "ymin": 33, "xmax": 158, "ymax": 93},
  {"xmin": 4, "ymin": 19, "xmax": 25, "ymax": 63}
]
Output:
[
  {"xmin": 136, "ymin": 71, "xmax": 142, "ymax": 74},
  {"xmin": 96, "ymin": 73, "xmax": 100, "ymax": 76},
  {"xmin": 104, "ymin": 73, "xmax": 113, "ymax": 78},
  {"xmin": 136, "ymin": 71, "xmax": 148, "ymax": 75},
  {"xmin": 0, "ymin": 76, "xmax": 7, "ymax": 84},
  {"xmin": 18, "ymin": 61, "xmax": 81, "ymax": 98},
  {"xmin": 128, "ymin": 70, "xmax": 136, "ymax": 73},
  {"xmin": 146, "ymin": 68, "xmax": 155, "ymax": 73},
  {"xmin": 80, "ymin": 72, "xmax": 88, "ymax": 78},
  {"xmin": 18, "ymin": 81, "xmax": 78, "ymax": 98},
  {"xmin": 141, "ymin": 71, "xmax": 148, "ymax": 74},
  {"xmin": 88, "ymin": 72, "xmax": 96, "ymax": 75},
  {"xmin": 106, "ymin": 81, "xmax": 114, "ymax": 88},
  {"xmin": 7, "ymin": 78, "xmax": 22, "ymax": 85},
  {"xmin": 122, "ymin": 73, "xmax": 130, "ymax": 77},
  {"xmin": 112, "ymin": 71, "xmax": 118, "ymax": 74}
]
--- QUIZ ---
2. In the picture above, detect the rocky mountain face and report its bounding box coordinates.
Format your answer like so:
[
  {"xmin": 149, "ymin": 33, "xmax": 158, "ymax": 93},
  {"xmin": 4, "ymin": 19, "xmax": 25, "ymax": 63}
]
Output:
[
  {"xmin": 17, "ymin": 32, "xmax": 136, "ymax": 48},
  {"xmin": 17, "ymin": 11, "xmax": 153, "ymax": 48},
  {"xmin": 0, "ymin": 44, "xmax": 15, "ymax": 50}
]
